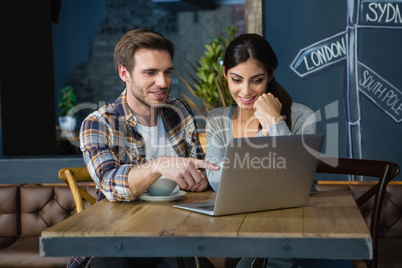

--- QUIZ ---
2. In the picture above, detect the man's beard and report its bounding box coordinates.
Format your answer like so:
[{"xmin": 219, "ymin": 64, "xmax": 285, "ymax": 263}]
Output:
[
  {"xmin": 133, "ymin": 90, "xmax": 151, "ymax": 108},
  {"xmin": 129, "ymin": 81, "xmax": 170, "ymax": 108}
]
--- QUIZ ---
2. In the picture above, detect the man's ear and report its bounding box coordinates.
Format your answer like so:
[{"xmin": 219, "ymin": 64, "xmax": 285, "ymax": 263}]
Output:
[{"xmin": 118, "ymin": 65, "xmax": 130, "ymax": 83}]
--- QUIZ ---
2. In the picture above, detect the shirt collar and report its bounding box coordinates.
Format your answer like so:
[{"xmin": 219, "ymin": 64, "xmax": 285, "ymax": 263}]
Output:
[{"xmin": 114, "ymin": 89, "xmax": 137, "ymax": 125}]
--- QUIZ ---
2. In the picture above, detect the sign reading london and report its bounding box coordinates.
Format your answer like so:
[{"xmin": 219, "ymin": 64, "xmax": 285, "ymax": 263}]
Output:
[{"xmin": 290, "ymin": 32, "xmax": 346, "ymax": 78}]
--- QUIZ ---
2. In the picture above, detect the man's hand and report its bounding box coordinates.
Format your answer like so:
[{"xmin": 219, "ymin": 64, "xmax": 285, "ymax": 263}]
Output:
[
  {"xmin": 128, "ymin": 157, "xmax": 220, "ymax": 196},
  {"xmin": 152, "ymin": 157, "xmax": 219, "ymax": 191}
]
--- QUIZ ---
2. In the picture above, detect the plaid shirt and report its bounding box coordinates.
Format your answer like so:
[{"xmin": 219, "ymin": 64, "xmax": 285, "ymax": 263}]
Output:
[{"xmin": 80, "ymin": 89, "xmax": 204, "ymax": 201}]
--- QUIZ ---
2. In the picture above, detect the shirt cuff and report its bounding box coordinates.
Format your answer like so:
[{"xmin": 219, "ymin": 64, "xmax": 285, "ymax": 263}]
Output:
[{"xmin": 268, "ymin": 121, "xmax": 291, "ymax": 136}]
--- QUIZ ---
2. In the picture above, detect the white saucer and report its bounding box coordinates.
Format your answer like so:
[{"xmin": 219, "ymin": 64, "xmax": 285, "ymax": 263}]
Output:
[{"xmin": 139, "ymin": 190, "xmax": 187, "ymax": 202}]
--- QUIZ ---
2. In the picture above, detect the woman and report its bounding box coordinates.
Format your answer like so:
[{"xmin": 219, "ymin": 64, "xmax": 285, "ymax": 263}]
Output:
[
  {"xmin": 205, "ymin": 33, "xmax": 316, "ymax": 192},
  {"xmin": 205, "ymin": 34, "xmax": 350, "ymax": 268}
]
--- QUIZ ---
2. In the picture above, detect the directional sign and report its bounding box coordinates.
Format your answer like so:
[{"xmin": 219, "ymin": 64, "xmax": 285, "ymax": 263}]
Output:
[
  {"xmin": 357, "ymin": 62, "xmax": 402, "ymax": 123},
  {"xmin": 290, "ymin": 31, "xmax": 346, "ymax": 78},
  {"xmin": 290, "ymin": 0, "xmax": 402, "ymax": 162},
  {"xmin": 359, "ymin": 1, "xmax": 402, "ymax": 27}
]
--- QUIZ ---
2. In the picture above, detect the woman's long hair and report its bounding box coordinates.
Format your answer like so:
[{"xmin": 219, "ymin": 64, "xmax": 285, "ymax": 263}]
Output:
[{"xmin": 224, "ymin": 34, "xmax": 292, "ymax": 129}]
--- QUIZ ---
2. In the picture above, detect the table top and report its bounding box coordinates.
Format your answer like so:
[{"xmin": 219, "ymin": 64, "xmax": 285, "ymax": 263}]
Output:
[{"xmin": 40, "ymin": 190, "xmax": 372, "ymax": 260}]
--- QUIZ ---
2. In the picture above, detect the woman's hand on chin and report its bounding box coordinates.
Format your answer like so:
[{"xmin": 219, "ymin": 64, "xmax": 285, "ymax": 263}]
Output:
[{"xmin": 254, "ymin": 93, "xmax": 284, "ymax": 135}]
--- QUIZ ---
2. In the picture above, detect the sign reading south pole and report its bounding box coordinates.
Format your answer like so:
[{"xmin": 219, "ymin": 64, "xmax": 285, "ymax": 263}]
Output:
[{"xmin": 358, "ymin": 62, "xmax": 402, "ymax": 123}]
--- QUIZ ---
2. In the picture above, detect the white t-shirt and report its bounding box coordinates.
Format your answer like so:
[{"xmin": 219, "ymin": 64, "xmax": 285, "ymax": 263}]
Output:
[{"xmin": 135, "ymin": 114, "xmax": 178, "ymax": 161}]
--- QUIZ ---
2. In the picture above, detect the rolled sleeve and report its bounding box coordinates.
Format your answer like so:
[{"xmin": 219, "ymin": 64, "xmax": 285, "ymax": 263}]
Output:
[
  {"xmin": 80, "ymin": 114, "xmax": 135, "ymax": 202},
  {"xmin": 205, "ymin": 108, "xmax": 230, "ymax": 192}
]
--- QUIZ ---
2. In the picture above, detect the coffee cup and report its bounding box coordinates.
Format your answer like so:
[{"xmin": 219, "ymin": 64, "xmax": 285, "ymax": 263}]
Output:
[{"xmin": 147, "ymin": 176, "xmax": 178, "ymax": 196}]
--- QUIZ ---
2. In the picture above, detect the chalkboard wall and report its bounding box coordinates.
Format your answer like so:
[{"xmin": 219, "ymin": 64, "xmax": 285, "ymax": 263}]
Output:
[{"xmin": 263, "ymin": 0, "xmax": 401, "ymax": 179}]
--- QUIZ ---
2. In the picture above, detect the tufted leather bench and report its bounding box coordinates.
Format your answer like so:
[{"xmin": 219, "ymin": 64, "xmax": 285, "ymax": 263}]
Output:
[
  {"xmin": 316, "ymin": 182, "xmax": 402, "ymax": 268},
  {"xmin": 0, "ymin": 185, "xmax": 19, "ymax": 250},
  {"xmin": 0, "ymin": 183, "xmax": 95, "ymax": 268}
]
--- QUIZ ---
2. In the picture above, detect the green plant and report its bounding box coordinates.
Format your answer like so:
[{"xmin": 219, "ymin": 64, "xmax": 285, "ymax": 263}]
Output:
[
  {"xmin": 178, "ymin": 25, "xmax": 237, "ymax": 117},
  {"xmin": 58, "ymin": 86, "xmax": 77, "ymax": 117}
]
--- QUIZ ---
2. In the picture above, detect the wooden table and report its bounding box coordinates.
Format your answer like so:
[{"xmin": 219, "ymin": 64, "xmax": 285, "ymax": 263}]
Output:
[{"xmin": 40, "ymin": 191, "xmax": 372, "ymax": 260}]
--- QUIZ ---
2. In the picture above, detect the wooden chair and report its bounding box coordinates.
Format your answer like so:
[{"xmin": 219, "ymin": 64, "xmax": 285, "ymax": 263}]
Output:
[
  {"xmin": 59, "ymin": 168, "xmax": 190, "ymax": 268},
  {"xmin": 316, "ymin": 157, "xmax": 400, "ymax": 268},
  {"xmin": 58, "ymin": 167, "xmax": 96, "ymax": 213}
]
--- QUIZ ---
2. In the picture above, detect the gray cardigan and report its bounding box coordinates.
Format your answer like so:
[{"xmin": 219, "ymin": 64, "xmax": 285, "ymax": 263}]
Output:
[{"xmin": 205, "ymin": 103, "xmax": 316, "ymax": 191}]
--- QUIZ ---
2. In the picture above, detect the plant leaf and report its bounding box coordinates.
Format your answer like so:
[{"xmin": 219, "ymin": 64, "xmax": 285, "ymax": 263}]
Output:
[
  {"xmin": 180, "ymin": 94, "xmax": 206, "ymax": 117},
  {"xmin": 207, "ymin": 73, "xmax": 214, "ymax": 85},
  {"xmin": 175, "ymin": 71, "xmax": 197, "ymax": 97}
]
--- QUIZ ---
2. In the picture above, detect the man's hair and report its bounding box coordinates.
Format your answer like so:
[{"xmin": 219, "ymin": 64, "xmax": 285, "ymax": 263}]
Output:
[{"xmin": 113, "ymin": 29, "xmax": 175, "ymax": 73}]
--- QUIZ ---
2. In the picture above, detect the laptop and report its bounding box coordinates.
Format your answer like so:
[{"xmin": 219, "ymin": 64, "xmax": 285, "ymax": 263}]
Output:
[{"xmin": 173, "ymin": 134, "xmax": 324, "ymax": 216}]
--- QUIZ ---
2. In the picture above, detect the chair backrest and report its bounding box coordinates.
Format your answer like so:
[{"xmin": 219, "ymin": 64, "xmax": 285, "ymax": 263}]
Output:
[
  {"xmin": 58, "ymin": 167, "xmax": 97, "ymax": 213},
  {"xmin": 316, "ymin": 157, "xmax": 400, "ymax": 268}
]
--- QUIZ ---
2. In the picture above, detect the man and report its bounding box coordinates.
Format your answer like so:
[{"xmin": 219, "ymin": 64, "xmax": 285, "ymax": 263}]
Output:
[{"xmin": 76, "ymin": 29, "xmax": 219, "ymax": 267}]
